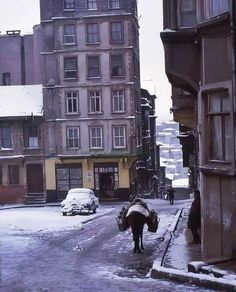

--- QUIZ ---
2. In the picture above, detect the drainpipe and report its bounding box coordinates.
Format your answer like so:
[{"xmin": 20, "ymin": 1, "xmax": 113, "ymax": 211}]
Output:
[
  {"xmin": 233, "ymin": 0, "xmax": 236, "ymax": 168},
  {"xmin": 232, "ymin": 0, "xmax": 236, "ymax": 255}
]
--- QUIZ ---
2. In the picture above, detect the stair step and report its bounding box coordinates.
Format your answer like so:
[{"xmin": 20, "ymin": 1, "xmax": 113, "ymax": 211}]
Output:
[{"xmin": 24, "ymin": 195, "xmax": 46, "ymax": 204}]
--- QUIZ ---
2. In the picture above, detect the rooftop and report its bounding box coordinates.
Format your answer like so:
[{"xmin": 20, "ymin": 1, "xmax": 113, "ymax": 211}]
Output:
[{"xmin": 0, "ymin": 85, "xmax": 43, "ymax": 118}]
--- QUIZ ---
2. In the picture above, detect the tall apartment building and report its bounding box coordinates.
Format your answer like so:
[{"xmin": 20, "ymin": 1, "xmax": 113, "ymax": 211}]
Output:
[
  {"xmin": 161, "ymin": 0, "xmax": 236, "ymax": 261},
  {"xmin": 39, "ymin": 0, "xmax": 141, "ymax": 201}
]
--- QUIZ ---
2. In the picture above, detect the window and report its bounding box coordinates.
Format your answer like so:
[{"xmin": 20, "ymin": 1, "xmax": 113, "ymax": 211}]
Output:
[
  {"xmin": 110, "ymin": 0, "xmax": 120, "ymax": 9},
  {"xmin": 178, "ymin": 0, "xmax": 196, "ymax": 27},
  {"xmin": 87, "ymin": 23, "xmax": 99, "ymax": 43},
  {"xmin": 87, "ymin": 0, "xmax": 97, "ymax": 10},
  {"xmin": 64, "ymin": 0, "xmax": 75, "ymax": 9},
  {"xmin": 66, "ymin": 92, "xmax": 79, "ymax": 113},
  {"xmin": 206, "ymin": 91, "xmax": 230, "ymax": 161},
  {"xmin": 64, "ymin": 24, "xmax": 76, "ymax": 44},
  {"xmin": 2, "ymin": 72, "xmax": 11, "ymax": 86},
  {"xmin": 90, "ymin": 127, "xmax": 102, "ymax": 148},
  {"xmin": 64, "ymin": 57, "xmax": 77, "ymax": 79},
  {"xmin": 111, "ymin": 55, "xmax": 124, "ymax": 77},
  {"xmin": 113, "ymin": 126, "xmax": 126, "ymax": 148},
  {"xmin": 89, "ymin": 91, "xmax": 101, "ymax": 113},
  {"xmin": 27, "ymin": 125, "xmax": 39, "ymax": 148},
  {"xmin": 67, "ymin": 127, "xmax": 79, "ymax": 149},
  {"xmin": 110, "ymin": 22, "xmax": 123, "ymax": 42},
  {"xmin": 112, "ymin": 90, "xmax": 125, "ymax": 112},
  {"xmin": 87, "ymin": 56, "xmax": 100, "ymax": 78},
  {"xmin": 8, "ymin": 165, "xmax": 19, "ymax": 184},
  {"xmin": 0, "ymin": 127, "xmax": 12, "ymax": 149},
  {"xmin": 205, "ymin": 0, "xmax": 230, "ymax": 19},
  {"xmin": 56, "ymin": 166, "xmax": 82, "ymax": 191}
]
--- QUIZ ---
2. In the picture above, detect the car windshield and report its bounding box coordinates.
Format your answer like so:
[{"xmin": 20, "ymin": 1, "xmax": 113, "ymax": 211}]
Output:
[{"xmin": 66, "ymin": 192, "xmax": 90, "ymax": 200}]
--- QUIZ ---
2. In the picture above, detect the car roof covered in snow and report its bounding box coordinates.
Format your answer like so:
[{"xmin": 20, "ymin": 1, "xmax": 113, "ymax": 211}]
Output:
[{"xmin": 68, "ymin": 188, "xmax": 93, "ymax": 194}]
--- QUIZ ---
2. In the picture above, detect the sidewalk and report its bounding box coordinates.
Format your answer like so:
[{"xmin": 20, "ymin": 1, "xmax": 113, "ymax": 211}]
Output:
[
  {"xmin": 0, "ymin": 202, "xmax": 60, "ymax": 210},
  {"xmin": 151, "ymin": 207, "xmax": 236, "ymax": 291}
]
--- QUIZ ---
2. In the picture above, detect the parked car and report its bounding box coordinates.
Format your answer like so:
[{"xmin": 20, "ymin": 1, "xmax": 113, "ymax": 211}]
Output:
[{"xmin": 61, "ymin": 188, "xmax": 99, "ymax": 216}]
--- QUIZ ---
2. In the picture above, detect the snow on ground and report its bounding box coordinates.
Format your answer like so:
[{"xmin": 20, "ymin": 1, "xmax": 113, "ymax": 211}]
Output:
[
  {"xmin": 0, "ymin": 206, "xmax": 115, "ymax": 234},
  {"xmin": 0, "ymin": 199, "xmax": 193, "ymax": 236}
]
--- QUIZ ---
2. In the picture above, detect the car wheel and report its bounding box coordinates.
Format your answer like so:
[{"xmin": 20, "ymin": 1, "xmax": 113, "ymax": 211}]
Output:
[
  {"xmin": 93, "ymin": 208, "xmax": 96, "ymax": 214},
  {"xmin": 62, "ymin": 212, "xmax": 67, "ymax": 216}
]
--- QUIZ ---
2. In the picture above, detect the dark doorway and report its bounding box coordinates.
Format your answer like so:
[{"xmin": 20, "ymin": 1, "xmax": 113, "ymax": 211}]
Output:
[
  {"xmin": 99, "ymin": 172, "xmax": 114, "ymax": 199},
  {"xmin": 94, "ymin": 163, "xmax": 119, "ymax": 200},
  {"xmin": 26, "ymin": 164, "xmax": 44, "ymax": 194}
]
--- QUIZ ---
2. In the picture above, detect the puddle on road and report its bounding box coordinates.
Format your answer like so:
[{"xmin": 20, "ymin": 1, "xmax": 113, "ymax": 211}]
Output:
[{"xmin": 117, "ymin": 269, "xmax": 148, "ymax": 279}]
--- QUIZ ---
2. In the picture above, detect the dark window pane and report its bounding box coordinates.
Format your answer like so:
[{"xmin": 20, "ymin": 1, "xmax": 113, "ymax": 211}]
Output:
[
  {"xmin": 1, "ymin": 127, "xmax": 12, "ymax": 149},
  {"xmin": 2, "ymin": 72, "xmax": 11, "ymax": 86},
  {"xmin": 64, "ymin": 57, "xmax": 77, "ymax": 79},
  {"xmin": 8, "ymin": 165, "xmax": 19, "ymax": 184},
  {"xmin": 88, "ymin": 56, "xmax": 100, "ymax": 77},
  {"xmin": 111, "ymin": 55, "xmax": 123, "ymax": 76},
  {"xmin": 64, "ymin": 0, "xmax": 75, "ymax": 9}
]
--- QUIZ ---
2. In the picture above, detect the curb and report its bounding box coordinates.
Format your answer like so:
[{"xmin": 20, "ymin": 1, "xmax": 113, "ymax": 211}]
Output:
[
  {"xmin": 0, "ymin": 203, "xmax": 60, "ymax": 210},
  {"xmin": 150, "ymin": 264, "xmax": 236, "ymax": 291},
  {"xmin": 152, "ymin": 208, "xmax": 183, "ymax": 267},
  {"xmin": 150, "ymin": 208, "xmax": 236, "ymax": 291}
]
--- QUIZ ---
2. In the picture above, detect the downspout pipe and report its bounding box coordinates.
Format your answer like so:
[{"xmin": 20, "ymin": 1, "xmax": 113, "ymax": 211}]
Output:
[
  {"xmin": 233, "ymin": 0, "xmax": 236, "ymax": 166},
  {"xmin": 233, "ymin": 0, "xmax": 236, "ymax": 100}
]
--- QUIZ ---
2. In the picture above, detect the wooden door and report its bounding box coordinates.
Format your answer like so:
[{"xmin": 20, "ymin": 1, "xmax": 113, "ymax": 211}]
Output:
[{"xmin": 26, "ymin": 164, "xmax": 44, "ymax": 193}]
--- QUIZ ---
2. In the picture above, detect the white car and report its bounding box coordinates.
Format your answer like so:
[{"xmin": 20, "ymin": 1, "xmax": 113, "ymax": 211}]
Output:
[{"xmin": 61, "ymin": 188, "xmax": 99, "ymax": 216}]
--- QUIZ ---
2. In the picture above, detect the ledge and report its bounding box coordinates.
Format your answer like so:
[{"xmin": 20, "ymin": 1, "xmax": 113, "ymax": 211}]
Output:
[{"xmin": 199, "ymin": 165, "xmax": 234, "ymax": 176}]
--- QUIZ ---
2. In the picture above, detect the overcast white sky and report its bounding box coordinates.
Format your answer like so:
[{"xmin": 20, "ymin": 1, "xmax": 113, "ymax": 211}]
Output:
[{"xmin": 0, "ymin": 0, "xmax": 172, "ymax": 122}]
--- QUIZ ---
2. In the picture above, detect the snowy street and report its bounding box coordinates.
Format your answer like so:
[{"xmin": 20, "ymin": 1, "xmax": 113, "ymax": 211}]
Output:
[{"xmin": 0, "ymin": 200, "xmax": 213, "ymax": 291}]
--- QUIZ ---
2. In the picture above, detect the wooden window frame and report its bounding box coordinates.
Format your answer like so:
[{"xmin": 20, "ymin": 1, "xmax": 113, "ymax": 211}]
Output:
[
  {"xmin": 112, "ymin": 125, "xmax": 126, "ymax": 148},
  {"xmin": 67, "ymin": 127, "xmax": 80, "ymax": 149},
  {"xmin": 89, "ymin": 126, "xmax": 103, "ymax": 149},
  {"xmin": 66, "ymin": 91, "xmax": 79, "ymax": 114}
]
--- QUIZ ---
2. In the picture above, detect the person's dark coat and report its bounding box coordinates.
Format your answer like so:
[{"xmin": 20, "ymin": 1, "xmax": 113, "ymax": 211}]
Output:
[
  {"xmin": 168, "ymin": 189, "xmax": 175, "ymax": 199},
  {"xmin": 187, "ymin": 196, "xmax": 201, "ymax": 229}
]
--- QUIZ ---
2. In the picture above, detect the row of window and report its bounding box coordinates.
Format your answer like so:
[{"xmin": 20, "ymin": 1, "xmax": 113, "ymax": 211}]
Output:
[
  {"xmin": 178, "ymin": 0, "xmax": 230, "ymax": 28},
  {"xmin": 63, "ymin": 21, "xmax": 124, "ymax": 45},
  {"xmin": 64, "ymin": 54, "xmax": 125, "ymax": 79},
  {"xmin": 64, "ymin": 0, "xmax": 121, "ymax": 10},
  {"xmin": 66, "ymin": 90, "xmax": 125, "ymax": 114},
  {"xmin": 67, "ymin": 125, "xmax": 126, "ymax": 149},
  {"xmin": 0, "ymin": 125, "xmax": 39, "ymax": 150},
  {"xmin": 0, "ymin": 125, "xmax": 126, "ymax": 151}
]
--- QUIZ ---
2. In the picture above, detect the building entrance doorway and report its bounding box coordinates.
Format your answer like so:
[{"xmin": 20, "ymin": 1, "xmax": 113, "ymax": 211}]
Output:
[
  {"xmin": 99, "ymin": 172, "xmax": 114, "ymax": 199},
  {"xmin": 27, "ymin": 164, "xmax": 44, "ymax": 194},
  {"xmin": 94, "ymin": 163, "xmax": 118, "ymax": 200}
]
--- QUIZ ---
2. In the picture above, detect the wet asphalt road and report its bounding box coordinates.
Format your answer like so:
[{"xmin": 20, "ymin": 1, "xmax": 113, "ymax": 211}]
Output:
[{"xmin": 0, "ymin": 202, "xmax": 214, "ymax": 291}]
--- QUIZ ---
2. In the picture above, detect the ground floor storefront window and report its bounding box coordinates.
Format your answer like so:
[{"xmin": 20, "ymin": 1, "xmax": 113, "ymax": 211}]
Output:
[{"xmin": 56, "ymin": 165, "xmax": 82, "ymax": 191}]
